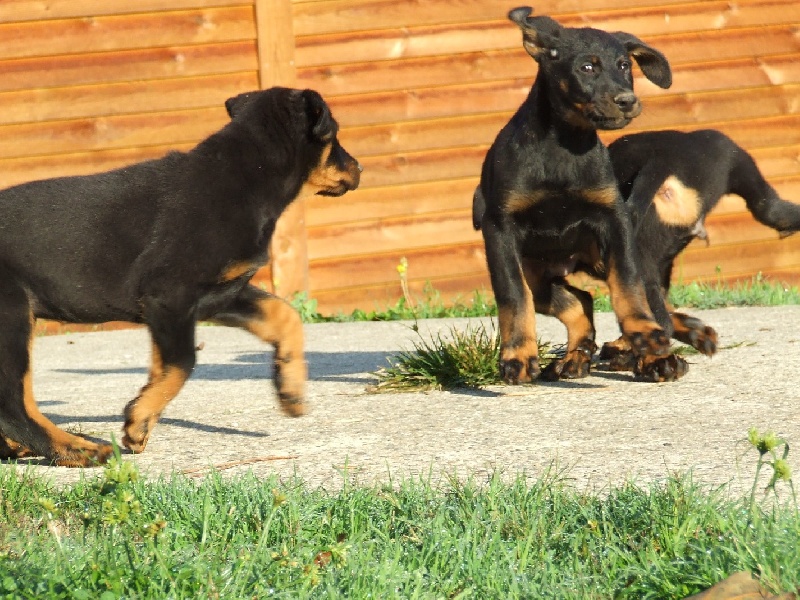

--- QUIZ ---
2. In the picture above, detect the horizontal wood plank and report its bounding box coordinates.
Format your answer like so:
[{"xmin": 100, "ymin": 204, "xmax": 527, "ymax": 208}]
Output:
[
  {"xmin": 341, "ymin": 112, "xmax": 506, "ymax": 159},
  {"xmin": 327, "ymin": 79, "xmax": 531, "ymax": 128},
  {"xmin": 625, "ymin": 84, "xmax": 800, "ymax": 134},
  {"xmin": 0, "ymin": 143, "xmax": 193, "ymax": 189},
  {"xmin": 309, "ymin": 242, "xmax": 486, "ymax": 293},
  {"xmin": 299, "ymin": 49, "xmax": 800, "ymax": 100},
  {"xmin": 0, "ymin": 41, "xmax": 258, "ymax": 93},
  {"xmin": 0, "ymin": 107, "xmax": 227, "ymax": 160},
  {"xmin": 677, "ymin": 234, "xmax": 800, "ymax": 279},
  {"xmin": 328, "ymin": 79, "xmax": 798, "ymax": 133},
  {"xmin": 310, "ymin": 272, "xmax": 493, "ymax": 316},
  {"xmin": 292, "ymin": 0, "xmax": 798, "ymax": 37},
  {"xmin": 354, "ymin": 146, "xmax": 488, "ymax": 189},
  {"xmin": 307, "ymin": 210, "xmax": 480, "ymax": 261},
  {"xmin": 0, "ymin": 72, "xmax": 258, "ymax": 125},
  {"xmin": 0, "ymin": 7, "xmax": 256, "ymax": 61},
  {"xmin": 338, "ymin": 93, "xmax": 800, "ymax": 164},
  {"xmin": 296, "ymin": 22, "xmax": 799, "ymax": 68},
  {"xmin": 306, "ymin": 177, "xmax": 479, "ymax": 227},
  {"xmin": 0, "ymin": 0, "xmax": 249, "ymax": 23}
]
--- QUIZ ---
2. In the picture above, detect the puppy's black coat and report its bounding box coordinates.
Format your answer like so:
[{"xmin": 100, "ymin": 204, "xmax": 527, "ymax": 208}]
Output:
[
  {"xmin": 0, "ymin": 87, "xmax": 361, "ymax": 466},
  {"xmin": 599, "ymin": 128, "xmax": 800, "ymax": 365},
  {"xmin": 474, "ymin": 6, "xmax": 684, "ymax": 383}
]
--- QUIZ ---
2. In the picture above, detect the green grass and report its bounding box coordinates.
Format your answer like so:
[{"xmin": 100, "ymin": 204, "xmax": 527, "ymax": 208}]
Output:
[
  {"xmin": 1, "ymin": 446, "xmax": 798, "ymax": 599},
  {"xmin": 372, "ymin": 322, "xmax": 559, "ymax": 392},
  {"xmin": 591, "ymin": 274, "xmax": 800, "ymax": 313},
  {"xmin": 293, "ymin": 275, "xmax": 799, "ymax": 323}
]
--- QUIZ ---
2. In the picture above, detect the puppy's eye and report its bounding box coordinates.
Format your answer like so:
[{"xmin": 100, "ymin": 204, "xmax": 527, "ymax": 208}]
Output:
[
  {"xmin": 548, "ymin": 48, "xmax": 559, "ymax": 59},
  {"xmin": 619, "ymin": 60, "xmax": 631, "ymax": 72},
  {"xmin": 580, "ymin": 63, "xmax": 594, "ymax": 73}
]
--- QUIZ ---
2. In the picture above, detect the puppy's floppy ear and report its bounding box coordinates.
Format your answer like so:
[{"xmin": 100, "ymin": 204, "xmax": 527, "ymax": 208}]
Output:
[
  {"xmin": 613, "ymin": 32, "xmax": 672, "ymax": 89},
  {"xmin": 508, "ymin": 6, "xmax": 562, "ymax": 61},
  {"xmin": 301, "ymin": 89, "xmax": 335, "ymax": 142},
  {"xmin": 224, "ymin": 91, "xmax": 257, "ymax": 119}
]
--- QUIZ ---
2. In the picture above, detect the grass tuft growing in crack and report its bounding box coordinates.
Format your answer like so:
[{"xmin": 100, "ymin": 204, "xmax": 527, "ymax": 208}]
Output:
[{"xmin": 372, "ymin": 322, "xmax": 557, "ymax": 392}]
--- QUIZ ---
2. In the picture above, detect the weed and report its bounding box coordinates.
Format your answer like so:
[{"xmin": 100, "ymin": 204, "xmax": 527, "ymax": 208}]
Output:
[{"xmin": 372, "ymin": 321, "xmax": 556, "ymax": 391}]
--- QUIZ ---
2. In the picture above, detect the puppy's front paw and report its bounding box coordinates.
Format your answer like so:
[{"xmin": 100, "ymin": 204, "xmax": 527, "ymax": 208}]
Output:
[
  {"xmin": 499, "ymin": 356, "xmax": 540, "ymax": 384},
  {"xmin": 626, "ymin": 327, "xmax": 670, "ymax": 357},
  {"xmin": 634, "ymin": 354, "xmax": 688, "ymax": 382},
  {"xmin": 541, "ymin": 340, "xmax": 596, "ymax": 380},
  {"xmin": 274, "ymin": 354, "xmax": 307, "ymax": 417}
]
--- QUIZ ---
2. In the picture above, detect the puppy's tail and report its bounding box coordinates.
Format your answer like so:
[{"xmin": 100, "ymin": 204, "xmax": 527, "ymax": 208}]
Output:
[
  {"xmin": 472, "ymin": 186, "xmax": 486, "ymax": 231},
  {"xmin": 731, "ymin": 148, "xmax": 800, "ymax": 239}
]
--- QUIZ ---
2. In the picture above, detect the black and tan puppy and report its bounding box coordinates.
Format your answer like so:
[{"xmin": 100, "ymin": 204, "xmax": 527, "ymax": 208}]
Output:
[
  {"xmin": 0, "ymin": 87, "xmax": 361, "ymax": 467},
  {"xmin": 474, "ymin": 6, "xmax": 684, "ymax": 383},
  {"xmin": 599, "ymin": 128, "xmax": 800, "ymax": 367}
]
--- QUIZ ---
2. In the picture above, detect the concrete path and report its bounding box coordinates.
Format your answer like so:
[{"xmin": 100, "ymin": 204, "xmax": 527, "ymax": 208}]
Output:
[{"xmin": 10, "ymin": 305, "xmax": 800, "ymax": 496}]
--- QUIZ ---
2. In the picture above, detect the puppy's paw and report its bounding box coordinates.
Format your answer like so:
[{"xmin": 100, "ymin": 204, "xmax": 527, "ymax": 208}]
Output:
[
  {"xmin": 626, "ymin": 327, "xmax": 671, "ymax": 357},
  {"xmin": 499, "ymin": 356, "xmax": 540, "ymax": 384},
  {"xmin": 598, "ymin": 338, "xmax": 636, "ymax": 371},
  {"xmin": 122, "ymin": 406, "xmax": 157, "ymax": 454},
  {"xmin": 541, "ymin": 340, "xmax": 596, "ymax": 380},
  {"xmin": 634, "ymin": 354, "xmax": 688, "ymax": 382},
  {"xmin": 274, "ymin": 354, "xmax": 307, "ymax": 417},
  {"xmin": 51, "ymin": 441, "xmax": 113, "ymax": 467},
  {"xmin": 0, "ymin": 436, "xmax": 38, "ymax": 460},
  {"xmin": 673, "ymin": 315, "xmax": 718, "ymax": 356}
]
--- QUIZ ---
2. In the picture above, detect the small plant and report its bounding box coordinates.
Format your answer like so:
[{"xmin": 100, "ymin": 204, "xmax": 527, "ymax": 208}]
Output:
[
  {"xmin": 372, "ymin": 322, "xmax": 554, "ymax": 392},
  {"xmin": 744, "ymin": 427, "xmax": 796, "ymax": 510}
]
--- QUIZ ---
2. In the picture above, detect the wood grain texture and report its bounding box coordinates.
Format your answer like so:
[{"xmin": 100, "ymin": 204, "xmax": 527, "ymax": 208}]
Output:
[
  {"xmin": 0, "ymin": 7, "xmax": 257, "ymax": 60},
  {"xmin": 0, "ymin": 0, "xmax": 248, "ymax": 23},
  {"xmin": 0, "ymin": 41, "xmax": 258, "ymax": 93}
]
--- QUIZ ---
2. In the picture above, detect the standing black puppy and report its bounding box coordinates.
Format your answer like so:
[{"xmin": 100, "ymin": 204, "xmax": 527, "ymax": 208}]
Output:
[
  {"xmin": 599, "ymin": 128, "xmax": 800, "ymax": 366},
  {"xmin": 474, "ymin": 7, "xmax": 682, "ymax": 383},
  {"xmin": 0, "ymin": 87, "xmax": 361, "ymax": 466}
]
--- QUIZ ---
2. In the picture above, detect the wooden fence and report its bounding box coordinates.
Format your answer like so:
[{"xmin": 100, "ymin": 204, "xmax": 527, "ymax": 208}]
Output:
[{"xmin": 1, "ymin": 0, "xmax": 799, "ymax": 318}]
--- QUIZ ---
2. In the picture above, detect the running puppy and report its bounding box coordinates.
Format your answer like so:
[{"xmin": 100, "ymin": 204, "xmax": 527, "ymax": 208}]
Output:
[
  {"xmin": 0, "ymin": 87, "xmax": 361, "ymax": 466},
  {"xmin": 600, "ymin": 128, "xmax": 800, "ymax": 367},
  {"xmin": 474, "ymin": 7, "xmax": 682, "ymax": 383}
]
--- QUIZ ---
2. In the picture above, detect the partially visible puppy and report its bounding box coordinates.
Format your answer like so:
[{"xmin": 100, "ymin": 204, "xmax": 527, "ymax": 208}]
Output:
[
  {"xmin": 0, "ymin": 87, "xmax": 361, "ymax": 466},
  {"xmin": 600, "ymin": 128, "xmax": 800, "ymax": 367}
]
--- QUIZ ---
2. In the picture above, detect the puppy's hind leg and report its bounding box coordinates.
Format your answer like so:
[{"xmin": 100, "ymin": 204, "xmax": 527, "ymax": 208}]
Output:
[
  {"xmin": 0, "ymin": 275, "xmax": 112, "ymax": 466},
  {"xmin": 530, "ymin": 274, "xmax": 597, "ymax": 380},
  {"xmin": 209, "ymin": 285, "xmax": 306, "ymax": 417}
]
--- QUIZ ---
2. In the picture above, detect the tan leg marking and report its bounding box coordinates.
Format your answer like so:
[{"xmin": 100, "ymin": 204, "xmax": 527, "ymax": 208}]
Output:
[
  {"xmin": 123, "ymin": 343, "xmax": 190, "ymax": 453},
  {"xmin": 244, "ymin": 297, "xmax": 307, "ymax": 416},
  {"xmin": 22, "ymin": 312, "xmax": 112, "ymax": 466},
  {"xmin": 496, "ymin": 263, "xmax": 539, "ymax": 383},
  {"xmin": 605, "ymin": 266, "xmax": 669, "ymax": 357}
]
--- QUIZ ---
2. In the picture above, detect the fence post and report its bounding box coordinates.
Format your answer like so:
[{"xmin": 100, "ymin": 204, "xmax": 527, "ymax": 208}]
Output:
[{"xmin": 254, "ymin": 0, "xmax": 308, "ymax": 298}]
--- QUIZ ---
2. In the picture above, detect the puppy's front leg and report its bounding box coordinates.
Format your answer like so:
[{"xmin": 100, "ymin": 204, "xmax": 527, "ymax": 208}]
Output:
[
  {"xmin": 482, "ymin": 219, "xmax": 540, "ymax": 384},
  {"xmin": 123, "ymin": 309, "xmax": 197, "ymax": 453},
  {"xmin": 209, "ymin": 285, "xmax": 306, "ymax": 416},
  {"xmin": 605, "ymin": 214, "xmax": 687, "ymax": 381}
]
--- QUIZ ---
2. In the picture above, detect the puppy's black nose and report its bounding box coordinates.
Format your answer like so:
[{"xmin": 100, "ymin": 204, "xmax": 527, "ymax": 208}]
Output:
[{"xmin": 614, "ymin": 92, "xmax": 637, "ymax": 112}]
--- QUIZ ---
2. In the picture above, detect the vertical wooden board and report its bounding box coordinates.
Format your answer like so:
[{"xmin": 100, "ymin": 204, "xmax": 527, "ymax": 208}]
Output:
[{"xmin": 255, "ymin": 0, "xmax": 307, "ymax": 296}]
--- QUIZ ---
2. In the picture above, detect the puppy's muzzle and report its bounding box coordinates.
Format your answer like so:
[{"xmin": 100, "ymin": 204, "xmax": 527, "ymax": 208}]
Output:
[{"xmin": 318, "ymin": 159, "xmax": 362, "ymax": 197}]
